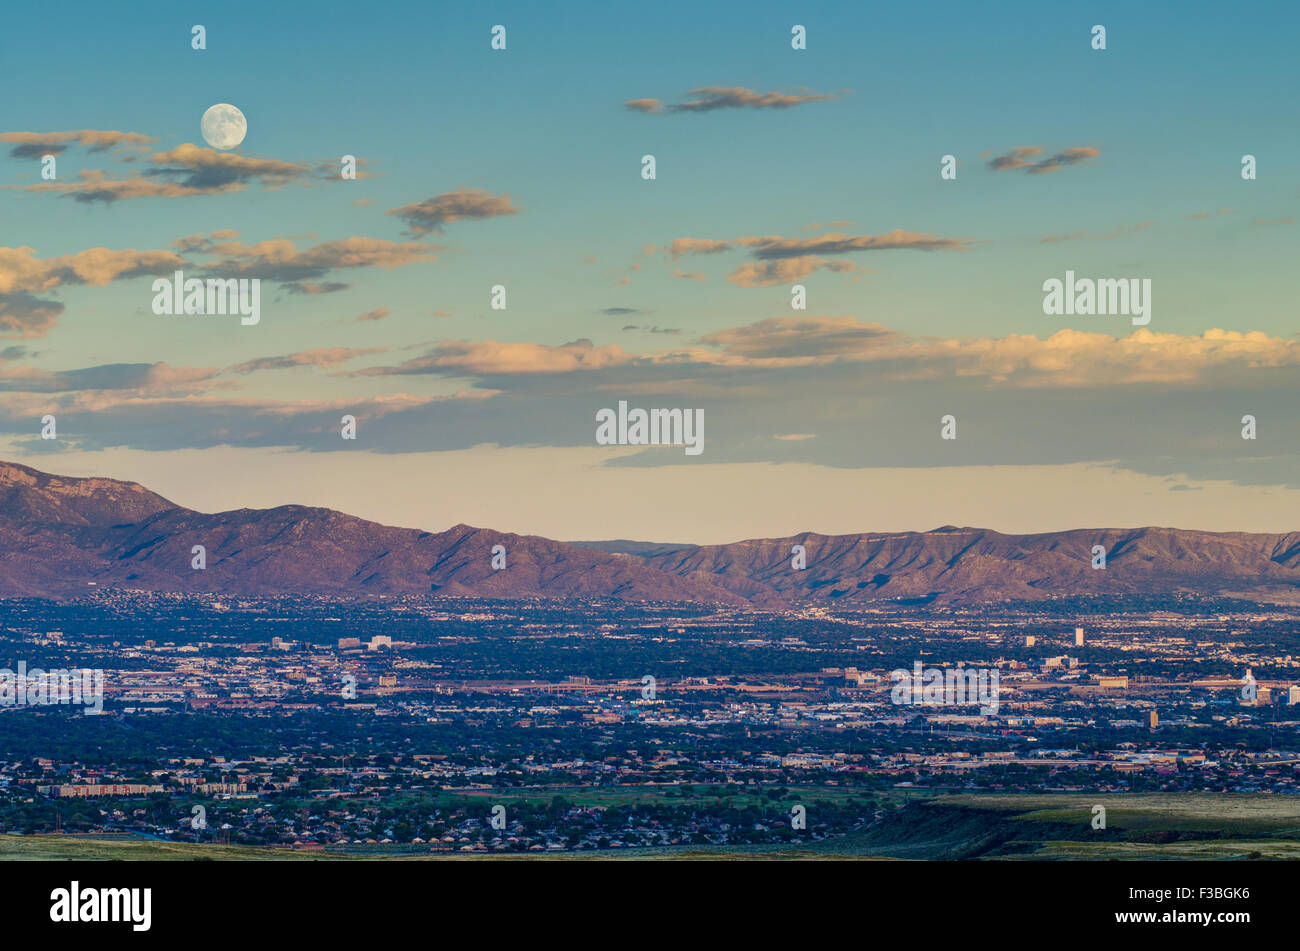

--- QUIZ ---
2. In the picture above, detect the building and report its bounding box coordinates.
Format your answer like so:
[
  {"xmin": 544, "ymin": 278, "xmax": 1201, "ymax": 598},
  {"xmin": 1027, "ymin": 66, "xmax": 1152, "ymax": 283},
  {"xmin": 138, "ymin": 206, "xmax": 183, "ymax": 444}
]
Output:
[
  {"xmin": 40, "ymin": 784, "xmax": 163, "ymax": 798},
  {"xmin": 1148, "ymin": 710, "xmax": 1158, "ymax": 729},
  {"xmin": 193, "ymin": 782, "xmax": 247, "ymax": 795},
  {"xmin": 337, "ymin": 638, "xmax": 361, "ymax": 650},
  {"xmin": 367, "ymin": 635, "xmax": 392, "ymax": 651},
  {"xmin": 1075, "ymin": 628, "xmax": 1085, "ymax": 647},
  {"xmin": 1025, "ymin": 636, "xmax": 1035, "ymax": 648}
]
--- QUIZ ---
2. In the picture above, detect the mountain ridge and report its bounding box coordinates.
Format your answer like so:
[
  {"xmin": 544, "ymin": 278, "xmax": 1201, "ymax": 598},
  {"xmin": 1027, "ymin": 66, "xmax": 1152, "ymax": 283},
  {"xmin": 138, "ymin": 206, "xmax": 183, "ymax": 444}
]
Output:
[{"xmin": 1, "ymin": 460, "xmax": 1297, "ymax": 605}]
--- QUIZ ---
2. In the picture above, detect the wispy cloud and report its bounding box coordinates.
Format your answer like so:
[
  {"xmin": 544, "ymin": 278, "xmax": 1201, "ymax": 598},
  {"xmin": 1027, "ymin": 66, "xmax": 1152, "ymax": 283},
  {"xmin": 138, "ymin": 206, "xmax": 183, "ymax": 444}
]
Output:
[
  {"xmin": 358, "ymin": 338, "xmax": 634, "ymax": 377},
  {"xmin": 200, "ymin": 236, "xmax": 437, "ymax": 283},
  {"xmin": 626, "ymin": 86, "xmax": 839, "ymax": 114},
  {"xmin": 0, "ymin": 129, "xmax": 156, "ymax": 159},
  {"xmin": 10, "ymin": 141, "xmax": 357, "ymax": 203},
  {"xmin": 283, "ymin": 281, "xmax": 351, "ymax": 295},
  {"xmin": 987, "ymin": 145, "xmax": 1100, "ymax": 174},
  {"xmin": 740, "ymin": 231, "xmax": 970, "ymax": 258},
  {"xmin": 228, "ymin": 347, "xmax": 387, "ymax": 374},
  {"xmin": 0, "ymin": 361, "xmax": 221, "ymax": 394},
  {"xmin": 727, "ymin": 257, "xmax": 857, "ymax": 287},
  {"xmin": 386, "ymin": 187, "xmax": 519, "ymax": 235},
  {"xmin": 0, "ymin": 245, "xmax": 187, "ymax": 337},
  {"xmin": 652, "ymin": 229, "xmax": 966, "ymax": 285}
]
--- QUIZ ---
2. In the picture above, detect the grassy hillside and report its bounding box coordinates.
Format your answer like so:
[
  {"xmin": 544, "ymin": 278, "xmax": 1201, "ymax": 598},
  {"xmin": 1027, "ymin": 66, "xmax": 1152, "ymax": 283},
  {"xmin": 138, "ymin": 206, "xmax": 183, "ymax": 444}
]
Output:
[{"xmin": 6, "ymin": 792, "xmax": 1298, "ymax": 860}]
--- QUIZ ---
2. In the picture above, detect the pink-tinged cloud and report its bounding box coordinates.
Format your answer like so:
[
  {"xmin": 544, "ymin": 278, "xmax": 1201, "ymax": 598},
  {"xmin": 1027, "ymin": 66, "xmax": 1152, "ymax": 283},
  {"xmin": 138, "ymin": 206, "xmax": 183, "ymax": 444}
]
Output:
[
  {"xmin": 0, "ymin": 294, "xmax": 64, "ymax": 338},
  {"xmin": 699, "ymin": 321, "xmax": 1300, "ymax": 383},
  {"xmin": 988, "ymin": 145, "xmax": 1100, "ymax": 174},
  {"xmin": 655, "ymin": 229, "xmax": 967, "ymax": 284},
  {"xmin": 0, "ymin": 387, "xmax": 469, "ymax": 420},
  {"xmin": 0, "ymin": 361, "xmax": 222, "ymax": 394},
  {"xmin": 11, "ymin": 143, "xmax": 342, "ymax": 203},
  {"xmin": 348, "ymin": 320, "xmax": 1300, "ymax": 387},
  {"xmin": 0, "ymin": 129, "xmax": 157, "ymax": 158},
  {"xmin": 228, "ymin": 347, "xmax": 388, "ymax": 374},
  {"xmin": 172, "ymin": 230, "xmax": 242, "ymax": 252},
  {"xmin": 0, "ymin": 245, "xmax": 187, "ymax": 295},
  {"xmin": 631, "ymin": 86, "xmax": 839, "ymax": 114},
  {"xmin": 727, "ymin": 257, "xmax": 857, "ymax": 287},
  {"xmin": 284, "ymin": 281, "xmax": 350, "ymax": 295},
  {"xmin": 701, "ymin": 316, "xmax": 896, "ymax": 359},
  {"xmin": 201, "ymin": 236, "xmax": 437, "ymax": 282},
  {"xmin": 0, "ymin": 244, "xmax": 188, "ymax": 337},
  {"xmin": 360, "ymin": 339, "xmax": 635, "ymax": 377},
  {"xmin": 386, "ymin": 188, "xmax": 519, "ymax": 235},
  {"xmin": 666, "ymin": 238, "xmax": 733, "ymax": 259},
  {"xmin": 740, "ymin": 230, "xmax": 970, "ymax": 259}
]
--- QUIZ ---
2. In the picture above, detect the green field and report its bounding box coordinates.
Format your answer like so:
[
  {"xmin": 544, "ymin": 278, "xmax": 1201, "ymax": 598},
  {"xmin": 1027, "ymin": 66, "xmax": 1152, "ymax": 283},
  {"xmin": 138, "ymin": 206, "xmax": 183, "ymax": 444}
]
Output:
[
  {"xmin": 850, "ymin": 792, "xmax": 1300, "ymax": 860},
  {"xmin": 7, "ymin": 790, "xmax": 1299, "ymax": 860}
]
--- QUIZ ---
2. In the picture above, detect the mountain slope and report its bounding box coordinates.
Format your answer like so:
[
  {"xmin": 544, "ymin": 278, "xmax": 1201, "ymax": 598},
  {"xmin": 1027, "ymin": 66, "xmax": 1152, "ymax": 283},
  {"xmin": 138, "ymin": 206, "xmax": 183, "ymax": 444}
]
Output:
[
  {"xmin": 0, "ymin": 462, "xmax": 743, "ymax": 603},
  {"xmin": 1, "ymin": 460, "xmax": 1297, "ymax": 604},
  {"xmin": 607, "ymin": 526, "xmax": 1300, "ymax": 605}
]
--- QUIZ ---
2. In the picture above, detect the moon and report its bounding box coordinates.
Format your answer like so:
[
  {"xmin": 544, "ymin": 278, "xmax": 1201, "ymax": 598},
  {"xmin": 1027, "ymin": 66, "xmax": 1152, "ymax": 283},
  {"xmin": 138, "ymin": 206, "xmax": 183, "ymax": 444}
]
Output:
[{"xmin": 200, "ymin": 103, "xmax": 247, "ymax": 150}]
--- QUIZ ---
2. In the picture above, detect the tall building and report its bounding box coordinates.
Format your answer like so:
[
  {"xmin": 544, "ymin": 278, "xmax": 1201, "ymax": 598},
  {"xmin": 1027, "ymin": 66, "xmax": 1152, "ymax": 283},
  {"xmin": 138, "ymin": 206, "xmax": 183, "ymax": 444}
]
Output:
[
  {"xmin": 1075, "ymin": 627, "xmax": 1085, "ymax": 647},
  {"xmin": 1025, "ymin": 636, "xmax": 1035, "ymax": 648},
  {"xmin": 1148, "ymin": 710, "xmax": 1158, "ymax": 729}
]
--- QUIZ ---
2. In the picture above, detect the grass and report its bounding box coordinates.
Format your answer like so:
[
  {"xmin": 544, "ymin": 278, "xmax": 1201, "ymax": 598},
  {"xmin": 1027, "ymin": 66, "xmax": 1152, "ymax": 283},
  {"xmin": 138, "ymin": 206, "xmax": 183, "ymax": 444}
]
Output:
[{"xmin": 9, "ymin": 790, "xmax": 1299, "ymax": 860}]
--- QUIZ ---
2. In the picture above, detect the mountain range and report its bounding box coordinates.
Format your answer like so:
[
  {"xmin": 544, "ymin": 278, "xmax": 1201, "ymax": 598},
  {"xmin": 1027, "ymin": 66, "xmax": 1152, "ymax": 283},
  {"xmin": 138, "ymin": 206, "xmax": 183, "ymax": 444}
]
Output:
[{"xmin": 1, "ymin": 460, "xmax": 1297, "ymax": 606}]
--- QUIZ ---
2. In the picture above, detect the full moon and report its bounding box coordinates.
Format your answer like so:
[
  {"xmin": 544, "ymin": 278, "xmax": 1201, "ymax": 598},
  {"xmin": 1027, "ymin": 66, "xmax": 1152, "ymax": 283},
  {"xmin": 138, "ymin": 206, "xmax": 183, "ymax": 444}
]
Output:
[{"xmin": 200, "ymin": 103, "xmax": 247, "ymax": 150}]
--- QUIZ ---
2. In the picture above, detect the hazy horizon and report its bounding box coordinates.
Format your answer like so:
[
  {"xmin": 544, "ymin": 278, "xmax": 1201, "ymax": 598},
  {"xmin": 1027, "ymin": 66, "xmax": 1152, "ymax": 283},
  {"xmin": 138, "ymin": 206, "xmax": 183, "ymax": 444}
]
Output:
[{"xmin": 6, "ymin": 451, "xmax": 1298, "ymax": 547}]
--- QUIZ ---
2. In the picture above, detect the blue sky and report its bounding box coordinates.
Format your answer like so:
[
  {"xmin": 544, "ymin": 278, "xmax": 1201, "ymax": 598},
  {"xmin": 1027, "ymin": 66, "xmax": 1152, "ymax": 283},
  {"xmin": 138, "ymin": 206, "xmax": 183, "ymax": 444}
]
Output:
[{"xmin": 0, "ymin": 0, "xmax": 1296, "ymax": 541}]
